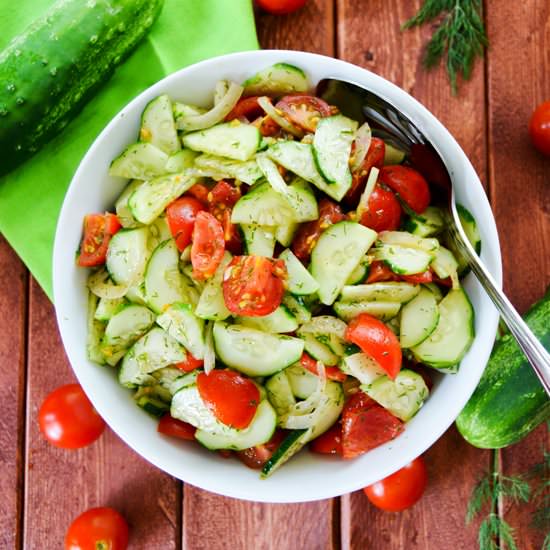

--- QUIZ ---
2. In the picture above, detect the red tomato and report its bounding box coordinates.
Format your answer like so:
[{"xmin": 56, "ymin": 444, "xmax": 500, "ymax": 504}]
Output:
[
  {"xmin": 341, "ymin": 391, "xmax": 403, "ymax": 459},
  {"xmin": 309, "ymin": 422, "xmax": 343, "ymax": 455},
  {"xmin": 275, "ymin": 94, "xmax": 332, "ymax": 132},
  {"xmin": 77, "ymin": 213, "xmax": 121, "ymax": 267},
  {"xmin": 366, "ymin": 261, "xmax": 400, "ymax": 283},
  {"xmin": 166, "ymin": 197, "xmax": 205, "ymax": 252},
  {"xmin": 236, "ymin": 429, "xmax": 286, "ymax": 469},
  {"xmin": 400, "ymin": 270, "xmax": 433, "ymax": 284},
  {"xmin": 223, "ymin": 256, "xmax": 287, "ymax": 316},
  {"xmin": 292, "ymin": 198, "xmax": 344, "ymax": 262},
  {"xmin": 208, "ymin": 180, "xmax": 243, "ymax": 255},
  {"xmin": 379, "ymin": 165, "xmax": 431, "ymax": 214},
  {"xmin": 65, "ymin": 507, "xmax": 129, "ymax": 550},
  {"xmin": 39, "ymin": 384, "xmax": 105, "ymax": 449},
  {"xmin": 197, "ymin": 370, "xmax": 260, "ymax": 429},
  {"xmin": 363, "ymin": 456, "xmax": 428, "ymax": 511},
  {"xmin": 529, "ymin": 100, "xmax": 550, "ymax": 155},
  {"xmin": 191, "ymin": 211, "xmax": 225, "ymax": 280},
  {"xmin": 345, "ymin": 314, "xmax": 402, "ymax": 379},
  {"xmin": 345, "ymin": 137, "xmax": 386, "ymax": 206},
  {"xmin": 359, "ymin": 184, "xmax": 402, "ymax": 233},
  {"xmin": 186, "ymin": 183, "xmax": 210, "ymax": 205},
  {"xmin": 225, "ymin": 96, "xmax": 264, "ymax": 122},
  {"xmin": 257, "ymin": 115, "xmax": 281, "ymax": 137},
  {"xmin": 157, "ymin": 414, "xmax": 196, "ymax": 441},
  {"xmin": 300, "ymin": 352, "xmax": 347, "ymax": 382},
  {"xmin": 173, "ymin": 353, "xmax": 204, "ymax": 373},
  {"xmin": 255, "ymin": 0, "xmax": 308, "ymax": 16}
]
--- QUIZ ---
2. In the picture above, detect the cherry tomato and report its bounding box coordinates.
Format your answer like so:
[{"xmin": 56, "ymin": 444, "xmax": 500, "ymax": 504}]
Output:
[
  {"xmin": 77, "ymin": 213, "xmax": 121, "ymax": 267},
  {"xmin": 275, "ymin": 94, "xmax": 332, "ymax": 132},
  {"xmin": 39, "ymin": 384, "xmax": 105, "ymax": 449},
  {"xmin": 157, "ymin": 414, "xmax": 196, "ymax": 441},
  {"xmin": 173, "ymin": 353, "xmax": 204, "ymax": 373},
  {"xmin": 345, "ymin": 314, "xmax": 402, "ymax": 379},
  {"xmin": 223, "ymin": 255, "xmax": 287, "ymax": 316},
  {"xmin": 186, "ymin": 182, "xmax": 210, "ymax": 205},
  {"xmin": 341, "ymin": 391, "xmax": 403, "ymax": 459},
  {"xmin": 257, "ymin": 115, "xmax": 281, "ymax": 137},
  {"xmin": 363, "ymin": 456, "xmax": 428, "ymax": 512},
  {"xmin": 300, "ymin": 352, "xmax": 347, "ymax": 382},
  {"xmin": 197, "ymin": 369, "xmax": 260, "ymax": 429},
  {"xmin": 225, "ymin": 96, "xmax": 264, "ymax": 122},
  {"xmin": 255, "ymin": 0, "xmax": 308, "ymax": 16},
  {"xmin": 529, "ymin": 100, "xmax": 550, "ymax": 156},
  {"xmin": 379, "ymin": 165, "xmax": 431, "ymax": 214},
  {"xmin": 208, "ymin": 180, "xmax": 243, "ymax": 255},
  {"xmin": 345, "ymin": 137, "xmax": 386, "ymax": 206},
  {"xmin": 292, "ymin": 198, "xmax": 344, "ymax": 262},
  {"xmin": 191, "ymin": 211, "xmax": 225, "ymax": 280},
  {"xmin": 236, "ymin": 429, "xmax": 286, "ymax": 469},
  {"xmin": 65, "ymin": 507, "xmax": 129, "ymax": 550},
  {"xmin": 366, "ymin": 261, "xmax": 400, "ymax": 284},
  {"xmin": 400, "ymin": 270, "xmax": 433, "ymax": 284},
  {"xmin": 359, "ymin": 184, "xmax": 402, "ymax": 233},
  {"xmin": 309, "ymin": 422, "xmax": 343, "ymax": 455},
  {"xmin": 166, "ymin": 197, "xmax": 205, "ymax": 252}
]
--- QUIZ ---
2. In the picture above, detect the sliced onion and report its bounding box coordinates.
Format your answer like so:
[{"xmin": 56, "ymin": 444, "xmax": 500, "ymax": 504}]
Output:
[
  {"xmin": 350, "ymin": 122, "xmax": 372, "ymax": 172},
  {"xmin": 177, "ymin": 81, "xmax": 244, "ymax": 132},
  {"xmin": 213, "ymin": 80, "xmax": 229, "ymax": 105},
  {"xmin": 87, "ymin": 268, "xmax": 129, "ymax": 299},
  {"xmin": 356, "ymin": 166, "xmax": 380, "ymax": 218},
  {"xmin": 203, "ymin": 322, "xmax": 216, "ymax": 375},
  {"xmin": 257, "ymin": 96, "xmax": 304, "ymax": 138}
]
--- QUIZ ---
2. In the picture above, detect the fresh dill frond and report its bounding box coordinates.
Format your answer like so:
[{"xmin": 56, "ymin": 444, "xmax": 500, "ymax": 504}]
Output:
[
  {"xmin": 498, "ymin": 475, "xmax": 531, "ymax": 504},
  {"xmin": 466, "ymin": 475, "xmax": 492, "ymax": 523}
]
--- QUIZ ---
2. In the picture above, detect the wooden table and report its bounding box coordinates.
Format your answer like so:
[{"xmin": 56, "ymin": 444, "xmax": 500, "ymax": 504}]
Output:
[{"xmin": 1, "ymin": 1, "xmax": 548, "ymax": 548}]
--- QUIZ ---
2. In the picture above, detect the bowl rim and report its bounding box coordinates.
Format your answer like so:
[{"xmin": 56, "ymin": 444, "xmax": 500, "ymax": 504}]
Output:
[{"xmin": 53, "ymin": 49, "xmax": 502, "ymax": 503}]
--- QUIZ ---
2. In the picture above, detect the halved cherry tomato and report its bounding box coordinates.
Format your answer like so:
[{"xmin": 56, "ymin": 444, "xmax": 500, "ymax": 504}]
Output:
[
  {"xmin": 341, "ymin": 391, "xmax": 403, "ymax": 459},
  {"xmin": 39, "ymin": 383, "xmax": 105, "ymax": 449},
  {"xmin": 345, "ymin": 314, "xmax": 402, "ymax": 379},
  {"xmin": 363, "ymin": 456, "xmax": 428, "ymax": 511},
  {"xmin": 345, "ymin": 137, "xmax": 386, "ymax": 206},
  {"xmin": 275, "ymin": 94, "xmax": 332, "ymax": 132},
  {"xmin": 300, "ymin": 352, "xmax": 347, "ymax": 382},
  {"xmin": 166, "ymin": 197, "xmax": 205, "ymax": 252},
  {"xmin": 236, "ymin": 429, "xmax": 286, "ymax": 469},
  {"xmin": 292, "ymin": 198, "xmax": 344, "ymax": 262},
  {"xmin": 359, "ymin": 184, "xmax": 402, "ymax": 233},
  {"xmin": 400, "ymin": 270, "xmax": 433, "ymax": 284},
  {"xmin": 173, "ymin": 353, "xmax": 204, "ymax": 373},
  {"xmin": 255, "ymin": 0, "xmax": 308, "ymax": 15},
  {"xmin": 529, "ymin": 100, "xmax": 550, "ymax": 156},
  {"xmin": 225, "ymin": 96, "xmax": 264, "ymax": 122},
  {"xmin": 65, "ymin": 507, "xmax": 129, "ymax": 550},
  {"xmin": 157, "ymin": 414, "xmax": 196, "ymax": 441},
  {"xmin": 191, "ymin": 211, "xmax": 225, "ymax": 280},
  {"xmin": 309, "ymin": 422, "xmax": 343, "ymax": 455},
  {"xmin": 257, "ymin": 115, "xmax": 281, "ymax": 137},
  {"xmin": 77, "ymin": 213, "xmax": 121, "ymax": 267},
  {"xmin": 186, "ymin": 182, "xmax": 210, "ymax": 205},
  {"xmin": 366, "ymin": 261, "xmax": 400, "ymax": 283},
  {"xmin": 223, "ymin": 255, "xmax": 287, "ymax": 316},
  {"xmin": 379, "ymin": 165, "xmax": 431, "ymax": 214},
  {"xmin": 208, "ymin": 180, "xmax": 243, "ymax": 255},
  {"xmin": 197, "ymin": 370, "xmax": 260, "ymax": 429}
]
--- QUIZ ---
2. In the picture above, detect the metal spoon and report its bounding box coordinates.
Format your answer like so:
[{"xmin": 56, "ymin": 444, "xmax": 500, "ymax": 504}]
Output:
[{"xmin": 317, "ymin": 77, "xmax": 550, "ymax": 395}]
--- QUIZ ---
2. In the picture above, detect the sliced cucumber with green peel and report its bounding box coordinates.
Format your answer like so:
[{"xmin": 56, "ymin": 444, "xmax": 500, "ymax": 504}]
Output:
[
  {"xmin": 156, "ymin": 303, "xmax": 205, "ymax": 359},
  {"xmin": 300, "ymin": 333, "xmax": 340, "ymax": 366},
  {"xmin": 115, "ymin": 180, "xmax": 143, "ymax": 228},
  {"xmin": 241, "ymin": 224, "xmax": 276, "ymax": 257},
  {"xmin": 378, "ymin": 231, "xmax": 440, "ymax": 253},
  {"xmin": 279, "ymin": 249, "xmax": 319, "ymax": 295},
  {"xmin": 139, "ymin": 94, "xmax": 180, "ymax": 155},
  {"xmin": 238, "ymin": 305, "xmax": 298, "ymax": 334},
  {"xmin": 403, "ymin": 206, "xmax": 445, "ymax": 237},
  {"xmin": 265, "ymin": 371, "xmax": 296, "ymax": 416},
  {"xmin": 285, "ymin": 365, "xmax": 319, "ymax": 399},
  {"xmin": 94, "ymin": 297, "xmax": 126, "ymax": 322},
  {"xmin": 430, "ymin": 246, "xmax": 459, "ymax": 285},
  {"xmin": 193, "ymin": 154, "xmax": 262, "ymax": 185},
  {"xmin": 109, "ymin": 142, "xmax": 168, "ymax": 180},
  {"xmin": 374, "ymin": 244, "xmax": 434, "ymax": 275},
  {"xmin": 195, "ymin": 252, "xmax": 232, "ymax": 321},
  {"xmin": 106, "ymin": 227, "xmax": 150, "ymax": 287},
  {"xmin": 282, "ymin": 294, "xmax": 312, "ymax": 324},
  {"xmin": 261, "ymin": 430, "xmax": 308, "ymax": 479},
  {"xmin": 87, "ymin": 293, "xmax": 106, "ymax": 365},
  {"xmin": 345, "ymin": 256, "xmax": 370, "ymax": 285},
  {"xmin": 333, "ymin": 300, "xmax": 401, "ymax": 322},
  {"xmin": 399, "ymin": 287, "xmax": 439, "ymax": 348},
  {"xmin": 232, "ymin": 182, "xmax": 295, "ymax": 226},
  {"xmin": 342, "ymin": 352, "xmax": 386, "ymax": 385},
  {"xmin": 339, "ymin": 282, "xmax": 420, "ymax": 303},
  {"xmin": 275, "ymin": 221, "xmax": 299, "ymax": 247},
  {"xmin": 243, "ymin": 63, "xmax": 309, "ymax": 96},
  {"xmin": 297, "ymin": 316, "xmax": 347, "ymax": 356},
  {"xmin": 165, "ymin": 149, "xmax": 198, "ymax": 173}
]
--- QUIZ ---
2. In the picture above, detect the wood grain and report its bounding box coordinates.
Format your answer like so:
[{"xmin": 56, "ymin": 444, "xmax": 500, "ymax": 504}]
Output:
[
  {"xmin": 23, "ymin": 281, "xmax": 181, "ymax": 549},
  {"xmin": 0, "ymin": 237, "xmax": 27, "ymax": 550}
]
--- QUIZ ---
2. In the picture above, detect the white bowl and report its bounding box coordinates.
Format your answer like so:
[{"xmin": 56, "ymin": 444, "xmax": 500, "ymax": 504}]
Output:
[{"xmin": 53, "ymin": 50, "xmax": 502, "ymax": 503}]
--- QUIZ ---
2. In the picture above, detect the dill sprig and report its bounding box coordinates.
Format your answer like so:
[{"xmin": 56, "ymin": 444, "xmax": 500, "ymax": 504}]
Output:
[{"xmin": 402, "ymin": 0, "xmax": 488, "ymax": 93}]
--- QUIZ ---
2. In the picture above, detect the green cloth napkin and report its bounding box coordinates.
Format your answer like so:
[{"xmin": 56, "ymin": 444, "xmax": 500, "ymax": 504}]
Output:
[{"xmin": 0, "ymin": 0, "xmax": 259, "ymax": 301}]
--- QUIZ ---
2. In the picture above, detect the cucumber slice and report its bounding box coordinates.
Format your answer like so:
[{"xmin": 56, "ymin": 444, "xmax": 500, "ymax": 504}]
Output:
[
  {"xmin": 285, "ymin": 365, "xmax": 319, "ymax": 399},
  {"xmin": 411, "ymin": 288, "xmax": 474, "ymax": 370},
  {"xmin": 109, "ymin": 142, "xmax": 168, "ymax": 180},
  {"xmin": 241, "ymin": 224, "xmax": 276, "ymax": 257},
  {"xmin": 87, "ymin": 293, "xmax": 106, "ymax": 365},
  {"xmin": 148, "ymin": 215, "xmax": 173, "ymax": 250},
  {"xmin": 106, "ymin": 227, "xmax": 150, "ymax": 286},
  {"xmin": 402, "ymin": 206, "xmax": 445, "ymax": 237},
  {"xmin": 301, "ymin": 333, "xmax": 340, "ymax": 366},
  {"xmin": 333, "ymin": 300, "xmax": 401, "ymax": 322},
  {"xmin": 153, "ymin": 367, "xmax": 198, "ymax": 396},
  {"xmin": 313, "ymin": 115, "xmax": 357, "ymax": 185},
  {"xmin": 261, "ymin": 430, "xmax": 308, "ymax": 478},
  {"xmin": 311, "ymin": 221, "xmax": 377, "ymax": 305},
  {"xmin": 213, "ymin": 322, "xmax": 304, "ymax": 376},
  {"xmin": 339, "ymin": 282, "xmax": 420, "ymax": 303},
  {"xmin": 297, "ymin": 315, "xmax": 347, "ymax": 356},
  {"xmin": 94, "ymin": 297, "xmax": 126, "ymax": 322},
  {"xmin": 275, "ymin": 221, "xmax": 299, "ymax": 247},
  {"xmin": 374, "ymin": 244, "xmax": 434, "ymax": 275},
  {"xmin": 115, "ymin": 180, "xmax": 143, "ymax": 228},
  {"xmin": 156, "ymin": 303, "xmax": 206, "ymax": 359},
  {"xmin": 173, "ymin": 102, "xmax": 206, "ymax": 123},
  {"xmin": 243, "ymin": 63, "xmax": 309, "ymax": 96},
  {"xmin": 456, "ymin": 204, "xmax": 482, "ymax": 254},
  {"xmin": 194, "ymin": 252, "xmax": 232, "ymax": 321},
  {"xmin": 345, "ymin": 256, "xmax": 370, "ymax": 285},
  {"xmin": 384, "ymin": 143, "xmax": 406, "ymax": 165},
  {"xmin": 362, "ymin": 369, "xmax": 429, "ymax": 422},
  {"xmin": 193, "ymin": 154, "xmax": 262, "ymax": 185},
  {"xmin": 238, "ymin": 305, "xmax": 298, "ymax": 334},
  {"xmin": 282, "ymin": 294, "xmax": 312, "ymax": 324},
  {"xmin": 279, "ymin": 248, "xmax": 319, "ymax": 295},
  {"xmin": 182, "ymin": 122, "xmax": 260, "ymax": 161},
  {"xmin": 341, "ymin": 352, "xmax": 386, "ymax": 385},
  {"xmin": 139, "ymin": 94, "xmax": 180, "ymax": 155},
  {"xmin": 431, "ymin": 246, "xmax": 459, "ymax": 285},
  {"xmin": 378, "ymin": 231, "xmax": 439, "ymax": 253},
  {"xmin": 165, "ymin": 149, "xmax": 198, "ymax": 173},
  {"xmin": 265, "ymin": 371, "xmax": 296, "ymax": 416},
  {"xmin": 400, "ymin": 287, "xmax": 440, "ymax": 348}
]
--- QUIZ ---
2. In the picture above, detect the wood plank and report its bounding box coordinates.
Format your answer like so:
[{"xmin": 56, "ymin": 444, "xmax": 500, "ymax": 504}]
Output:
[
  {"xmin": 0, "ymin": 236, "xmax": 27, "ymax": 550},
  {"xmin": 486, "ymin": 1, "xmax": 550, "ymax": 547},
  {"xmin": 23, "ymin": 280, "xmax": 181, "ymax": 549},
  {"xmin": 182, "ymin": 5, "xmax": 337, "ymax": 550},
  {"xmin": 337, "ymin": 1, "xmax": 490, "ymax": 547}
]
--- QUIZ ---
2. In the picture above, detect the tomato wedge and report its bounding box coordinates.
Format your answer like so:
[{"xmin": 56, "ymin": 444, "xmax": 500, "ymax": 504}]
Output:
[
  {"xmin": 77, "ymin": 213, "xmax": 121, "ymax": 267},
  {"xmin": 341, "ymin": 391, "xmax": 403, "ymax": 459},
  {"xmin": 225, "ymin": 96, "xmax": 265, "ymax": 122},
  {"xmin": 191, "ymin": 211, "xmax": 225, "ymax": 280},
  {"xmin": 157, "ymin": 414, "xmax": 196, "ymax": 441},
  {"xmin": 236, "ymin": 429, "xmax": 286, "ymax": 469},
  {"xmin": 366, "ymin": 261, "xmax": 401, "ymax": 284},
  {"xmin": 173, "ymin": 353, "xmax": 204, "ymax": 373},
  {"xmin": 309, "ymin": 422, "xmax": 343, "ymax": 455},
  {"xmin": 166, "ymin": 196, "xmax": 205, "ymax": 252},
  {"xmin": 208, "ymin": 180, "xmax": 243, "ymax": 255},
  {"xmin": 400, "ymin": 270, "xmax": 433, "ymax": 284},
  {"xmin": 300, "ymin": 352, "xmax": 347, "ymax": 382},
  {"xmin": 275, "ymin": 94, "xmax": 333, "ymax": 132},
  {"xmin": 359, "ymin": 184, "xmax": 402, "ymax": 233},
  {"xmin": 197, "ymin": 370, "xmax": 260, "ymax": 429},
  {"xmin": 186, "ymin": 182, "xmax": 210, "ymax": 205},
  {"xmin": 223, "ymin": 255, "xmax": 287, "ymax": 316},
  {"xmin": 345, "ymin": 314, "xmax": 402, "ymax": 379},
  {"xmin": 379, "ymin": 165, "xmax": 431, "ymax": 214}
]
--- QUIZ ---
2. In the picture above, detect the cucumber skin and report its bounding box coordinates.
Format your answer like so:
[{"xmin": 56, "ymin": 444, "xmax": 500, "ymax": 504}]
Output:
[
  {"xmin": 0, "ymin": 0, "xmax": 164, "ymax": 176},
  {"xmin": 456, "ymin": 286, "xmax": 550, "ymax": 448}
]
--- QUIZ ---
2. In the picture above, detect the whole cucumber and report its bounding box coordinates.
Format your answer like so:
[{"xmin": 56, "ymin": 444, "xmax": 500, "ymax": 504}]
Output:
[
  {"xmin": 456, "ymin": 286, "xmax": 550, "ymax": 448},
  {"xmin": 0, "ymin": 0, "xmax": 164, "ymax": 177}
]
